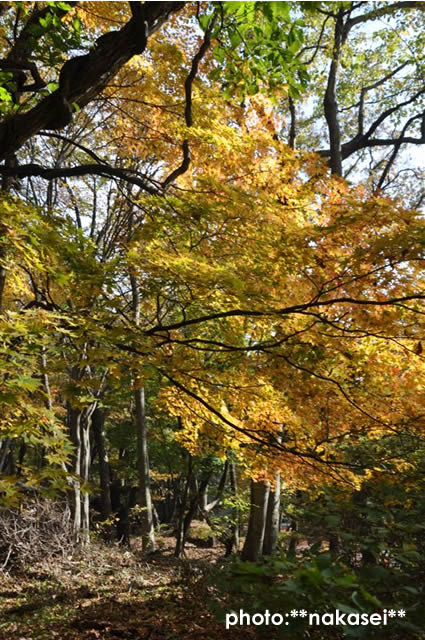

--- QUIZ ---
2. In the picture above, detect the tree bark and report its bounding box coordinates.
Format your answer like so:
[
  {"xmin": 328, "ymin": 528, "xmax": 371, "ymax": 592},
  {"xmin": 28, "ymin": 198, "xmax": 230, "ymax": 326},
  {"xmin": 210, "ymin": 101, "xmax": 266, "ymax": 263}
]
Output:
[
  {"xmin": 175, "ymin": 453, "xmax": 192, "ymax": 558},
  {"xmin": 324, "ymin": 8, "xmax": 345, "ymax": 176},
  {"xmin": 263, "ymin": 471, "xmax": 281, "ymax": 555},
  {"xmin": 225, "ymin": 459, "xmax": 240, "ymax": 556},
  {"xmin": 68, "ymin": 402, "xmax": 95, "ymax": 545},
  {"xmin": 81, "ymin": 413, "xmax": 90, "ymax": 545},
  {"xmin": 92, "ymin": 407, "xmax": 112, "ymax": 523},
  {"xmin": 352, "ymin": 487, "xmax": 375, "ymax": 566},
  {"xmin": 242, "ymin": 480, "xmax": 270, "ymax": 562},
  {"xmin": 68, "ymin": 406, "xmax": 82, "ymax": 541},
  {"xmin": 130, "ymin": 268, "xmax": 155, "ymax": 552},
  {"xmin": 0, "ymin": 245, "xmax": 6, "ymax": 314},
  {"xmin": 0, "ymin": 2, "xmax": 186, "ymax": 160},
  {"xmin": 0, "ymin": 437, "xmax": 10, "ymax": 474},
  {"xmin": 135, "ymin": 385, "xmax": 155, "ymax": 552},
  {"xmin": 175, "ymin": 456, "xmax": 212, "ymax": 557}
]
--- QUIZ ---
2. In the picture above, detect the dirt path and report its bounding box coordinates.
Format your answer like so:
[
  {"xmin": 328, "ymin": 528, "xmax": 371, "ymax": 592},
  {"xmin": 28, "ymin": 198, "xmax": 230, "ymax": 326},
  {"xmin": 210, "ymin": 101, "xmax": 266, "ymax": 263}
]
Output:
[{"xmin": 0, "ymin": 537, "xmax": 257, "ymax": 640}]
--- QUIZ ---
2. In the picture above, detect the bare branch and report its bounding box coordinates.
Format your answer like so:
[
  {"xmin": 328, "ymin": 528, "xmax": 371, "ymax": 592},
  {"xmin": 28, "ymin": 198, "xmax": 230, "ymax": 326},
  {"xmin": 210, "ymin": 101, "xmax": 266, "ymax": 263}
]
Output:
[
  {"xmin": 344, "ymin": 1, "xmax": 425, "ymax": 37},
  {"xmin": 162, "ymin": 16, "xmax": 216, "ymax": 187},
  {"xmin": 0, "ymin": 163, "xmax": 161, "ymax": 194}
]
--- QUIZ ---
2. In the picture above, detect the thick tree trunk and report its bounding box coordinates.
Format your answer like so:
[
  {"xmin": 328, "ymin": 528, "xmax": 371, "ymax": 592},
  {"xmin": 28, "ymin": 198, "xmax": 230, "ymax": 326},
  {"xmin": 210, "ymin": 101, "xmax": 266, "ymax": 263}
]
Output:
[
  {"xmin": 263, "ymin": 471, "xmax": 281, "ymax": 556},
  {"xmin": 324, "ymin": 8, "xmax": 345, "ymax": 176},
  {"xmin": 242, "ymin": 480, "xmax": 270, "ymax": 562}
]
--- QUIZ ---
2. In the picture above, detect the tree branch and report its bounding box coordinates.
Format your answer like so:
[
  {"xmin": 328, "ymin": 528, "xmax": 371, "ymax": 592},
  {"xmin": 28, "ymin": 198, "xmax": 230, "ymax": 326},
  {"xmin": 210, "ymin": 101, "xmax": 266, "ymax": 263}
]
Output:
[
  {"xmin": 145, "ymin": 292, "xmax": 425, "ymax": 336},
  {"xmin": 162, "ymin": 15, "xmax": 216, "ymax": 187},
  {"xmin": 344, "ymin": 1, "xmax": 425, "ymax": 36},
  {"xmin": 0, "ymin": 163, "xmax": 160, "ymax": 194},
  {"xmin": 0, "ymin": 1, "xmax": 186, "ymax": 160},
  {"xmin": 376, "ymin": 113, "xmax": 424, "ymax": 190}
]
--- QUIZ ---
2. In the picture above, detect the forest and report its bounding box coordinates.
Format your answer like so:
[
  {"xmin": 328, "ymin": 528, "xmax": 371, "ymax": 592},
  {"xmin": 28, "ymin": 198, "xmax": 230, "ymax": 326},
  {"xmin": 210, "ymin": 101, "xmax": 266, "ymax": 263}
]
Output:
[{"xmin": 1, "ymin": 1, "xmax": 425, "ymax": 639}]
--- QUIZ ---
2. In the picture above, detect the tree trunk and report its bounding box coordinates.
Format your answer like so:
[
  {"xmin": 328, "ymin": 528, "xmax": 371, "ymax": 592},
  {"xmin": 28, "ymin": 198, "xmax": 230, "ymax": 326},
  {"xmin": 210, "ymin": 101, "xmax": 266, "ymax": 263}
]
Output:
[
  {"xmin": 324, "ymin": 8, "xmax": 345, "ymax": 176},
  {"xmin": 68, "ymin": 406, "xmax": 82, "ymax": 541},
  {"xmin": 242, "ymin": 480, "xmax": 270, "ymax": 562},
  {"xmin": 181, "ymin": 470, "xmax": 211, "ymax": 552},
  {"xmin": 174, "ymin": 456, "xmax": 212, "ymax": 558},
  {"xmin": 225, "ymin": 459, "xmax": 240, "ymax": 556},
  {"xmin": 352, "ymin": 487, "xmax": 375, "ymax": 566},
  {"xmin": 68, "ymin": 403, "xmax": 95, "ymax": 545},
  {"xmin": 80, "ymin": 410, "xmax": 91, "ymax": 545},
  {"xmin": 329, "ymin": 533, "xmax": 341, "ymax": 557},
  {"xmin": 129, "ymin": 266, "xmax": 155, "ymax": 552},
  {"xmin": 287, "ymin": 517, "xmax": 298, "ymax": 556},
  {"xmin": 0, "ymin": 437, "xmax": 10, "ymax": 474},
  {"xmin": 263, "ymin": 471, "xmax": 281, "ymax": 555},
  {"xmin": 92, "ymin": 407, "xmax": 112, "ymax": 523},
  {"xmin": 135, "ymin": 385, "xmax": 155, "ymax": 552},
  {"xmin": 0, "ymin": 253, "xmax": 6, "ymax": 314},
  {"xmin": 175, "ymin": 453, "xmax": 192, "ymax": 558}
]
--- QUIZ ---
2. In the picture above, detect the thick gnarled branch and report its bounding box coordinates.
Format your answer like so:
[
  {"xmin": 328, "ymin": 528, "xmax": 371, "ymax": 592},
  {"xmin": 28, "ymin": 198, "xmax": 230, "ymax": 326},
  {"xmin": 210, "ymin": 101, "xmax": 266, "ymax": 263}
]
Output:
[{"xmin": 0, "ymin": 2, "xmax": 186, "ymax": 161}]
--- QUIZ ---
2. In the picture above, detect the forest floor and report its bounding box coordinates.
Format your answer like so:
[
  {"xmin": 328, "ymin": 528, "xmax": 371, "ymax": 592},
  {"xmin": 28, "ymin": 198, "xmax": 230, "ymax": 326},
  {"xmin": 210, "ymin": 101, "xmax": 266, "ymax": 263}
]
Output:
[{"xmin": 0, "ymin": 536, "xmax": 257, "ymax": 640}]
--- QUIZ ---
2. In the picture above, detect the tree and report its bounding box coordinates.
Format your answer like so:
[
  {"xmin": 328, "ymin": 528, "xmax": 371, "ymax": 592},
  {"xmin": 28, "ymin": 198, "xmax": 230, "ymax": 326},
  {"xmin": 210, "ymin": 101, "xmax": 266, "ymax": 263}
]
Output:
[
  {"xmin": 242, "ymin": 480, "xmax": 270, "ymax": 562},
  {"xmin": 2, "ymin": 2, "xmax": 425, "ymax": 566},
  {"xmin": 283, "ymin": 2, "xmax": 425, "ymax": 193}
]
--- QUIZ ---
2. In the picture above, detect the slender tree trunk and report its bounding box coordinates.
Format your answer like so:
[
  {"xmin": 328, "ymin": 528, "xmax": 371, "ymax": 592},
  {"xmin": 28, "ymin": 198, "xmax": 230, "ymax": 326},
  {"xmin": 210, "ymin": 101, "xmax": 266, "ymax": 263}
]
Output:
[
  {"xmin": 169, "ymin": 475, "xmax": 181, "ymax": 524},
  {"xmin": 130, "ymin": 269, "xmax": 155, "ymax": 552},
  {"xmin": 135, "ymin": 385, "xmax": 155, "ymax": 551},
  {"xmin": 263, "ymin": 471, "xmax": 281, "ymax": 555},
  {"xmin": 92, "ymin": 407, "xmax": 112, "ymax": 523},
  {"xmin": 352, "ymin": 487, "xmax": 375, "ymax": 566},
  {"xmin": 329, "ymin": 533, "xmax": 341, "ymax": 557},
  {"xmin": 242, "ymin": 480, "xmax": 270, "ymax": 562},
  {"xmin": 287, "ymin": 489, "xmax": 303, "ymax": 557},
  {"xmin": 175, "ymin": 456, "xmax": 213, "ymax": 557},
  {"xmin": 175, "ymin": 453, "xmax": 192, "ymax": 558},
  {"xmin": 225, "ymin": 459, "xmax": 240, "ymax": 556},
  {"xmin": 0, "ymin": 258, "xmax": 6, "ymax": 314},
  {"xmin": 0, "ymin": 165, "xmax": 11, "ymax": 463},
  {"xmin": 80, "ymin": 412, "xmax": 91, "ymax": 545},
  {"xmin": 180, "ymin": 470, "xmax": 211, "ymax": 553},
  {"xmin": 69, "ymin": 406, "xmax": 82, "ymax": 541},
  {"xmin": 68, "ymin": 403, "xmax": 95, "ymax": 545},
  {"xmin": 287, "ymin": 517, "xmax": 298, "ymax": 556},
  {"xmin": 17, "ymin": 442, "xmax": 26, "ymax": 474},
  {"xmin": 288, "ymin": 96, "xmax": 296, "ymax": 150},
  {"xmin": 200, "ymin": 484, "xmax": 208, "ymax": 518}
]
